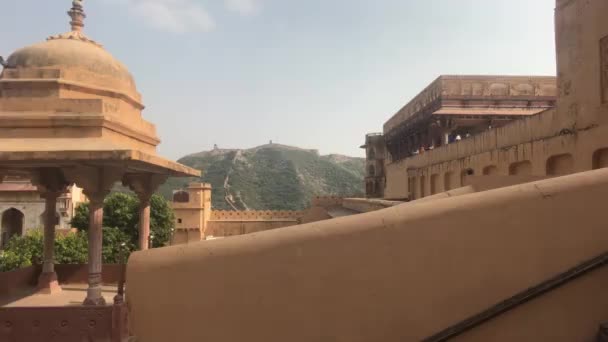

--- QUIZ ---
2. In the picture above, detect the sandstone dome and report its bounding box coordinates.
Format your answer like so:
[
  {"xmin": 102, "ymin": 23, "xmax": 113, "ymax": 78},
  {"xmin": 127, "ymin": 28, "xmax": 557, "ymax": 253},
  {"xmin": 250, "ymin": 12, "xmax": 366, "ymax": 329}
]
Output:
[
  {"xmin": 2, "ymin": 0, "xmax": 140, "ymax": 103},
  {"xmin": 6, "ymin": 38, "xmax": 135, "ymax": 90}
]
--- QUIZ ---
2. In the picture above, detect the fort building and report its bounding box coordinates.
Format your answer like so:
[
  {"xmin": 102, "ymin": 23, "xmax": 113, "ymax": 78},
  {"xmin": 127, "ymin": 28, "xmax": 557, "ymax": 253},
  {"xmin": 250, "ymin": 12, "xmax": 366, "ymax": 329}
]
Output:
[
  {"xmin": 361, "ymin": 133, "xmax": 386, "ymax": 198},
  {"xmin": 0, "ymin": 176, "xmax": 86, "ymax": 248},
  {"xmin": 170, "ymin": 183, "xmax": 399, "ymax": 242},
  {"xmin": 363, "ymin": 75, "xmax": 558, "ymax": 198}
]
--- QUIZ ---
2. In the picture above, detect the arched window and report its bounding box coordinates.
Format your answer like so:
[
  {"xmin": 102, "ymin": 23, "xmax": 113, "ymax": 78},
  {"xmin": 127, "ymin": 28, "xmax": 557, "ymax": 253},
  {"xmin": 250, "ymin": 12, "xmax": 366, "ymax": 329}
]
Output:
[
  {"xmin": 546, "ymin": 154, "xmax": 574, "ymax": 176},
  {"xmin": 173, "ymin": 191, "xmax": 190, "ymax": 203},
  {"xmin": 460, "ymin": 168, "xmax": 475, "ymax": 186},
  {"xmin": 444, "ymin": 172, "xmax": 453, "ymax": 191},
  {"xmin": 368, "ymin": 165, "xmax": 376, "ymax": 177},
  {"xmin": 368, "ymin": 148, "xmax": 376, "ymax": 159},
  {"xmin": 593, "ymin": 148, "xmax": 608, "ymax": 169},
  {"xmin": 1, "ymin": 208, "xmax": 24, "ymax": 248},
  {"xmin": 509, "ymin": 161, "xmax": 532, "ymax": 175},
  {"xmin": 483, "ymin": 165, "xmax": 498, "ymax": 175},
  {"xmin": 430, "ymin": 174, "xmax": 439, "ymax": 195}
]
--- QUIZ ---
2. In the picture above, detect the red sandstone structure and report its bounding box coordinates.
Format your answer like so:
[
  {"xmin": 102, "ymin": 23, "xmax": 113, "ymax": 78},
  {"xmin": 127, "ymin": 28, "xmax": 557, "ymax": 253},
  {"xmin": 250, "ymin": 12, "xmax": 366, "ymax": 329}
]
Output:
[
  {"xmin": 0, "ymin": 0, "xmax": 197, "ymax": 340},
  {"xmin": 362, "ymin": 75, "xmax": 557, "ymax": 198},
  {"xmin": 127, "ymin": 0, "xmax": 608, "ymax": 341}
]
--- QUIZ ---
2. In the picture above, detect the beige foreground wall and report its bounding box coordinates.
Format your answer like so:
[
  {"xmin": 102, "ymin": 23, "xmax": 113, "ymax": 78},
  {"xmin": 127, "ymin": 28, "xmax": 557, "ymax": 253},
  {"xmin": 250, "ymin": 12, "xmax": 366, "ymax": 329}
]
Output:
[{"xmin": 127, "ymin": 168, "xmax": 608, "ymax": 341}]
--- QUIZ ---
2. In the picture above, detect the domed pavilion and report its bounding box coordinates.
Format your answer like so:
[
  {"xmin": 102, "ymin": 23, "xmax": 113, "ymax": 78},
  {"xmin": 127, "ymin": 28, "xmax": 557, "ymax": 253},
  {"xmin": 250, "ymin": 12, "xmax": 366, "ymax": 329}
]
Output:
[{"xmin": 0, "ymin": 0, "xmax": 200, "ymax": 305}]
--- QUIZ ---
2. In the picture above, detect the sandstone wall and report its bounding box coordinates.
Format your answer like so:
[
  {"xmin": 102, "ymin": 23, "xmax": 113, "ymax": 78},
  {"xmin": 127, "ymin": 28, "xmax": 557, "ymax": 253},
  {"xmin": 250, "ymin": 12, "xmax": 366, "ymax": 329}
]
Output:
[
  {"xmin": 210, "ymin": 210, "xmax": 303, "ymax": 221},
  {"xmin": 385, "ymin": 110, "xmax": 608, "ymax": 200},
  {"xmin": 310, "ymin": 196, "xmax": 343, "ymax": 208},
  {"xmin": 207, "ymin": 210, "xmax": 302, "ymax": 237},
  {"xmin": 127, "ymin": 168, "xmax": 608, "ymax": 341},
  {"xmin": 208, "ymin": 221, "xmax": 299, "ymax": 237},
  {"xmin": 341, "ymin": 198, "xmax": 402, "ymax": 213}
]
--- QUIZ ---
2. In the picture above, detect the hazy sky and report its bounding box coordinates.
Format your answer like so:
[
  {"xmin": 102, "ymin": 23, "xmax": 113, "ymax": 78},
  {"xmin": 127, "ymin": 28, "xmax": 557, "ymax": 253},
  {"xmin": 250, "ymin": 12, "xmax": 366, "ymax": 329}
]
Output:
[{"xmin": 1, "ymin": 0, "xmax": 557, "ymax": 159}]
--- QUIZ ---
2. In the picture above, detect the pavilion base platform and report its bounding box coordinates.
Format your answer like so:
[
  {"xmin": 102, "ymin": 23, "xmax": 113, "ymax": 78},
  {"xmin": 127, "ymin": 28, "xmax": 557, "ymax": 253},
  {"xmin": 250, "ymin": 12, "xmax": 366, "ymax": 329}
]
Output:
[
  {"xmin": 1, "ymin": 284, "xmax": 117, "ymax": 308},
  {"xmin": 0, "ymin": 284, "xmax": 129, "ymax": 341}
]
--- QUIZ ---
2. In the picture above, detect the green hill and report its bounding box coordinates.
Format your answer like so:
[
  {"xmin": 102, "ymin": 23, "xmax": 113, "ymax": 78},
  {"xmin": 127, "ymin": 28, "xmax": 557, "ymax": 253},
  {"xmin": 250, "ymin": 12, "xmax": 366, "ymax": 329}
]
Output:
[{"xmin": 159, "ymin": 144, "xmax": 365, "ymax": 210}]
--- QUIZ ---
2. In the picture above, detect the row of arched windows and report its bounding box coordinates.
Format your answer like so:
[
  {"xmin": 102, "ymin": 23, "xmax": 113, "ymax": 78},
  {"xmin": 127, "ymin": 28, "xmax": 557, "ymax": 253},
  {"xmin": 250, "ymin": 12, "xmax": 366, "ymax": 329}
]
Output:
[{"xmin": 413, "ymin": 147, "xmax": 608, "ymax": 199}]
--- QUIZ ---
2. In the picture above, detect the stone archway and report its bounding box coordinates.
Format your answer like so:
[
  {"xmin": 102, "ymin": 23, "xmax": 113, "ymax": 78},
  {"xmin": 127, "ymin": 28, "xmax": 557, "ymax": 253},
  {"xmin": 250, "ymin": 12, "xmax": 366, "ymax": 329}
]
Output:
[{"xmin": 1, "ymin": 208, "xmax": 25, "ymax": 248}]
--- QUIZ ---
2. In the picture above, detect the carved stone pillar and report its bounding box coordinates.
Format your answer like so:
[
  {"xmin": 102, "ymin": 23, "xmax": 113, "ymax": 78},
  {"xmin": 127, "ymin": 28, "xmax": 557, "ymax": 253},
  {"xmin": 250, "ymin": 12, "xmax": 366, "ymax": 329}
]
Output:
[
  {"xmin": 123, "ymin": 173, "xmax": 168, "ymax": 251},
  {"xmin": 38, "ymin": 190, "xmax": 62, "ymax": 294},
  {"xmin": 32, "ymin": 168, "xmax": 69, "ymax": 294},
  {"xmin": 84, "ymin": 193, "xmax": 106, "ymax": 306},
  {"xmin": 138, "ymin": 195, "xmax": 151, "ymax": 250},
  {"xmin": 62, "ymin": 166, "xmax": 124, "ymax": 305}
]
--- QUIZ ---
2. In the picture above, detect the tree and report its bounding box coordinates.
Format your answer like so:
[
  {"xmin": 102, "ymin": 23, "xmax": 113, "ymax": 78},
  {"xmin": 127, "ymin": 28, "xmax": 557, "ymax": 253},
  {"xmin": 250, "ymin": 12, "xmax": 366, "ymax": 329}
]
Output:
[{"xmin": 71, "ymin": 192, "xmax": 175, "ymax": 248}]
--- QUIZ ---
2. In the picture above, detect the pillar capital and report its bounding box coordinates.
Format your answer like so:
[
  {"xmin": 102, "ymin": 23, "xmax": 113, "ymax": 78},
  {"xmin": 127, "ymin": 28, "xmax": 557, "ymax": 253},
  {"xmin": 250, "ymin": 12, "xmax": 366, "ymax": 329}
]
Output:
[
  {"xmin": 122, "ymin": 173, "xmax": 168, "ymax": 200},
  {"xmin": 63, "ymin": 165, "xmax": 125, "ymax": 199},
  {"xmin": 85, "ymin": 190, "xmax": 109, "ymax": 207},
  {"xmin": 123, "ymin": 174, "xmax": 168, "ymax": 251},
  {"xmin": 31, "ymin": 168, "xmax": 70, "ymax": 195}
]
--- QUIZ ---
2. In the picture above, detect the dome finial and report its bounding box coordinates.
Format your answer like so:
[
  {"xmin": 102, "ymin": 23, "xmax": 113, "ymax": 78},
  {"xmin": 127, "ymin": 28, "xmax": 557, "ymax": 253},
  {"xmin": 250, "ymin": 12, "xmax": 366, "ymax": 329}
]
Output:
[
  {"xmin": 68, "ymin": 0, "xmax": 86, "ymax": 32},
  {"xmin": 48, "ymin": 0, "xmax": 100, "ymax": 46}
]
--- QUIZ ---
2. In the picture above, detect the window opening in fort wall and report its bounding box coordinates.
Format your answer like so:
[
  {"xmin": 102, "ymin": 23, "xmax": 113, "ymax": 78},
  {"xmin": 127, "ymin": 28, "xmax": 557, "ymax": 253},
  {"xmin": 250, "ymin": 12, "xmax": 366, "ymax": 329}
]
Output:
[{"xmin": 601, "ymin": 35, "xmax": 608, "ymax": 104}]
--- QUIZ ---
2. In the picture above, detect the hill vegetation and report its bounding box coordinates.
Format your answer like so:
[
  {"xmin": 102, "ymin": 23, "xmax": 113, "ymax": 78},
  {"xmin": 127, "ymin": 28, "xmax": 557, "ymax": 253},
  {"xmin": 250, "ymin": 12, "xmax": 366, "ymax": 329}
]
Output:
[{"xmin": 159, "ymin": 144, "xmax": 365, "ymax": 210}]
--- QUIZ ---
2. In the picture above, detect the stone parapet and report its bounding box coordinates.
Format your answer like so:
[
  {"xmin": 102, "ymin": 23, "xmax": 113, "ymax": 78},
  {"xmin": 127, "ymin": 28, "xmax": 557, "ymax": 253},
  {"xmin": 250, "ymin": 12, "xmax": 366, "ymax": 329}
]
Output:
[
  {"xmin": 310, "ymin": 196, "xmax": 343, "ymax": 208},
  {"xmin": 210, "ymin": 210, "xmax": 304, "ymax": 221},
  {"xmin": 386, "ymin": 108, "xmax": 560, "ymax": 171},
  {"xmin": 342, "ymin": 198, "xmax": 403, "ymax": 213}
]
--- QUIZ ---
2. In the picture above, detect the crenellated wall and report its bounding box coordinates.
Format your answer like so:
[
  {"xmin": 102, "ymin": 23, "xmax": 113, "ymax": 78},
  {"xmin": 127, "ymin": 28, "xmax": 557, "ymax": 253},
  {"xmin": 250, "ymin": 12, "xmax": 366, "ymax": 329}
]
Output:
[
  {"xmin": 208, "ymin": 210, "xmax": 304, "ymax": 237},
  {"xmin": 172, "ymin": 184, "xmax": 307, "ymax": 240},
  {"xmin": 210, "ymin": 210, "xmax": 304, "ymax": 221}
]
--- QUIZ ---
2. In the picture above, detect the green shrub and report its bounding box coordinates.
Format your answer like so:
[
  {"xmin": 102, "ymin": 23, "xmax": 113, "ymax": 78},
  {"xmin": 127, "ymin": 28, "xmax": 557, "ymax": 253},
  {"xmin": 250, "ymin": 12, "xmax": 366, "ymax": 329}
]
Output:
[
  {"xmin": 0, "ymin": 230, "xmax": 43, "ymax": 272},
  {"xmin": 54, "ymin": 230, "xmax": 88, "ymax": 264},
  {"xmin": 0, "ymin": 250, "xmax": 32, "ymax": 272},
  {"xmin": 0, "ymin": 227, "xmax": 137, "ymax": 272},
  {"xmin": 72, "ymin": 192, "xmax": 175, "ymax": 248},
  {"xmin": 102, "ymin": 227, "xmax": 135, "ymax": 264}
]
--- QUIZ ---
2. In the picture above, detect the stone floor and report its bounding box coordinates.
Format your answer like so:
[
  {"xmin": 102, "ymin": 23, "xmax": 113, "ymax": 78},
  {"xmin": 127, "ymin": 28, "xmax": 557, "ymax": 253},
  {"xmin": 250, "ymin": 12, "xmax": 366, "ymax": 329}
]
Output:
[{"xmin": 0, "ymin": 284, "xmax": 118, "ymax": 307}]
